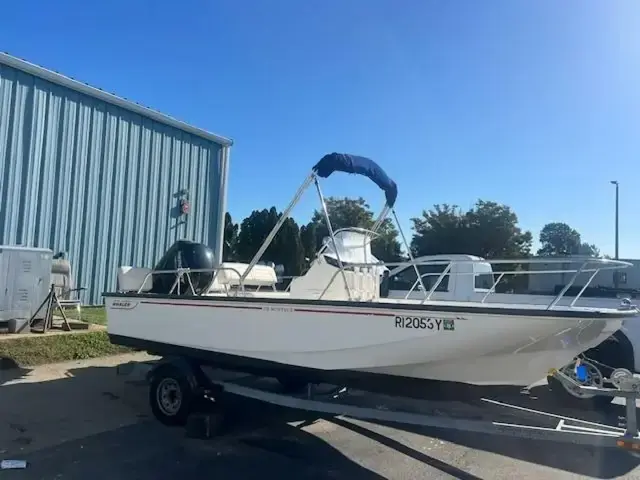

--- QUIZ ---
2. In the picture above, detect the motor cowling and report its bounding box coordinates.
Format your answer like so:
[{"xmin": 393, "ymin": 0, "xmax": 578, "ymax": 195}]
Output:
[{"xmin": 150, "ymin": 240, "xmax": 216, "ymax": 295}]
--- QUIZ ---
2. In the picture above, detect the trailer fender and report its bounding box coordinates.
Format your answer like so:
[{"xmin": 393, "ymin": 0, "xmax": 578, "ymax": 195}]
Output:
[{"xmin": 146, "ymin": 356, "xmax": 201, "ymax": 391}]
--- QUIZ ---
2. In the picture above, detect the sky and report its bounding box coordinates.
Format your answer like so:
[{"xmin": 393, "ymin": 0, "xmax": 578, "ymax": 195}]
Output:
[{"xmin": 1, "ymin": 1, "xmax": 639, "ymax": 257}]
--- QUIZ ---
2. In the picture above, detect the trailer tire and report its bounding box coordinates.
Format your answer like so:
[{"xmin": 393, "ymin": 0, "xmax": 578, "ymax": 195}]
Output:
[{"xmin": 149, "ymin": 364, "xmax": 196, "ymax": 426}]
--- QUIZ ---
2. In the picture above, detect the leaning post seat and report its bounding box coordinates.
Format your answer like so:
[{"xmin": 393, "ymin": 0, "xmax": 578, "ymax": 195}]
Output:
[
  {"xmin": 117, "ymin": 266, "xmax": 153, "ymax": 292},
  {"xmin": 207, "ymin": 262, "xmax": 279, "ymax": 292}
]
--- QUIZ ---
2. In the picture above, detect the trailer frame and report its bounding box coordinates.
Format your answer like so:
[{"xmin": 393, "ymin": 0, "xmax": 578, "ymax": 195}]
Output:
[{"xmin": 117, "ymin": 355, "xmax": 640, "ymax": 454}]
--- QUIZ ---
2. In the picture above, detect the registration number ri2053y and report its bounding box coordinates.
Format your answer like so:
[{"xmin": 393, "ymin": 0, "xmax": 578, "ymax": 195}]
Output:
[{"xmin": 394, "ymin": 316, "xmax": 455, "ymax": 331}]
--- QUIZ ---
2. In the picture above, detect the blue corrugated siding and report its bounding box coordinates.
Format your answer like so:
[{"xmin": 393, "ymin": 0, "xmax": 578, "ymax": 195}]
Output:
[{"xmin": 0, "ymin": 63, "xmax": 224, "ymax": 304}]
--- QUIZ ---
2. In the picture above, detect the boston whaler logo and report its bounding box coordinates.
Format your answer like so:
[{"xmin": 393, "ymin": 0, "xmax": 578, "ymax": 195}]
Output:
[
  {"xmin": 111, "ymin": 300, "xmax": 138, "ymax": 310},
  {"xmin": 394, "ymin": 315, "xmax": 466, "ymax": 331}
]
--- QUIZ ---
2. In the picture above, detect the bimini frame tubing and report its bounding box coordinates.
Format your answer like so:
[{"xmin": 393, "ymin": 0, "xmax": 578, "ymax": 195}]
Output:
[
  {"xmin": 391, "ymin": 208, "xmax": 427, "ymax": 294},
  {"xmin": 238, "ymin": 152, "xmax": 424, "ymax": 296},
  {"xmin": 238, "ymin": 172, "xmax": 316, "ymax": 288},
  {"xmin": 313, "ymin": 176, "xmax": 353, "ymax": 299}
]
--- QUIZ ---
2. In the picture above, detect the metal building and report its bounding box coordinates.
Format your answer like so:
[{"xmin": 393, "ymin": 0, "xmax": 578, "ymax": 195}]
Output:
[{"xmin": 0, "ymin": 53, "xmax": 232, "ymax": 304}]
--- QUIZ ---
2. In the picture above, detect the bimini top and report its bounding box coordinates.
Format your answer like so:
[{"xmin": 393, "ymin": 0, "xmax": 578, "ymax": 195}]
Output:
[{"xmin": 313, "ymin": 153, "xmax": 398, "ymax": 207}]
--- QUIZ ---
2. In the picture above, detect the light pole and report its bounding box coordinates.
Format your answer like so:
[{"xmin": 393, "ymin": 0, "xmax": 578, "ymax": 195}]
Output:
[{"xmin": 610, "ymin": 180, "xmax": 620, "ymax": 288}]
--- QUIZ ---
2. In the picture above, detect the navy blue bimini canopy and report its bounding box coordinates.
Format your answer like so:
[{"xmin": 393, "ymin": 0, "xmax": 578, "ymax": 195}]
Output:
[{"xmin": 312, "ymin": 153, "xmax": 398, "ymax": 207}]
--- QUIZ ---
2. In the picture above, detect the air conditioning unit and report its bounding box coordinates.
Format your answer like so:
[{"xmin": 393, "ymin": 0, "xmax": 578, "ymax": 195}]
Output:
[{"xmin": 0, "ymin": 246, "xmax": 53, "ymax": 325}]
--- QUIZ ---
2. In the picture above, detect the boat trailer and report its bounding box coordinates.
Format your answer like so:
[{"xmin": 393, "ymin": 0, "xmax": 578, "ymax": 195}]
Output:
[{"xmin": 123, "ymin": 357, "xmax": 640, "ymax": 454}]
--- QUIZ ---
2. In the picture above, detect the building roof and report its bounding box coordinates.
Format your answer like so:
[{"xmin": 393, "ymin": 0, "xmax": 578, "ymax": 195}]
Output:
[{"xmin": 0, "ymin": 52, "xmax": 233, "ymax": 147}]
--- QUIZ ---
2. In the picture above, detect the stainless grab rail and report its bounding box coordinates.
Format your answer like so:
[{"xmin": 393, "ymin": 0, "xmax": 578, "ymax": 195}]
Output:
[{"xmin": 123, "ymin": 257, "xmax": 633, "ymax": 311}]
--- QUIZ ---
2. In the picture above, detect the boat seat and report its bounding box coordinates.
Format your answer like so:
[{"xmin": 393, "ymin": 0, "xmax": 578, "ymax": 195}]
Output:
[
  {"xmin": 208, "ymin": 262, "xmax": 278, "ymax": 292},
  {"xmin": 117, "ymin": 263, "xmax": 278, "ymax": 294},
  {"xmin": 117, "ymin": 266, "xmax": 153, "ymax": 292}
]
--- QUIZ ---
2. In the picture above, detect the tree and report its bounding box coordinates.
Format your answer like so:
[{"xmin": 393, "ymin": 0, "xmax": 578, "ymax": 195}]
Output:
[
  {"xmin": 537, "ymin": 222, "xmax": 600, "ymax": 257},
  {"xmin": 537, "ymin": 222, "xmax": 581, "ymax": 256},
  {"xmin": 299, "ymin": 222, "xmax": 318, "ymax": 264},
  {"xmin": 302, "ymin": 197, "xmax": 403, "ymax": 263},
  {"xmin": 410, "ymin": 200, "xmax": 533, "ymax": 259},
  {"xmin": 223, "ymin": 212, "xmax": 239, "ymax": 262},
  {"xmin": 409, "ymin": 200, "xmax": 532, "ymax": 293},
  {"xmin": 235, "ymin": 207, "xmax": 305, "ymax": 276},
  {"xmin": 578, "ymin": 242, "xmax": 600, "ymax": 258}
]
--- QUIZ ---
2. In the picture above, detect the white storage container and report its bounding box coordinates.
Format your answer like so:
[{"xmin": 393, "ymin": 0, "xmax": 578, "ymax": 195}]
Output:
[{"xmin": 0, "ymin": 245, "xmax": 53, "ymax": 323}]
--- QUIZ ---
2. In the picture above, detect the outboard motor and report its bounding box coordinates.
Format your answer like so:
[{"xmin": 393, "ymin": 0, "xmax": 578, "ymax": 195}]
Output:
[{"xmin": 150, "ymin": 240, "xmax": 216, "ymax": 295}]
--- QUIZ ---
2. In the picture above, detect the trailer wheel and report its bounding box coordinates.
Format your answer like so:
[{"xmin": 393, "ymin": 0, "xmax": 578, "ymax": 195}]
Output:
[{"xmin": 149, "ymin": 364, "xmax": 196, "ymax": 426}]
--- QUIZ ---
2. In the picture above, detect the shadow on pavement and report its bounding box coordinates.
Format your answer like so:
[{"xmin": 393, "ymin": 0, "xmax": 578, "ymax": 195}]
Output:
[
  {"xmin": 12, "ymin": 420, "xmax": 391, "ymax": 480},
  {"xmin": 3, "ymin": 361, "xmax": 640, "ymax": 479},
  {"xmin": 0, "ymin": 364, "xmax": 385, "ymax": 480},
  {"xmin": 0, "ymin": 356, "xmax": 30, "ymax": 384},
  {"xmin": 344, "ymin": 383, "xmax": 640, "ymax": 480},
  {"xmin": 347, "ymin": 418, "xmax": 639, "ymax": 480},
  {"xmin": 218, "ymin": 394, "xmax": 484, "ymax": 480},
  {"xmin": 214, "ymin": 381, "xmax": 640, "ymax": 479}
]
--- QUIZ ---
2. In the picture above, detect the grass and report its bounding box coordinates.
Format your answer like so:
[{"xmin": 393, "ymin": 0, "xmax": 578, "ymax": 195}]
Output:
[
  {"xmin": 62, "ymin": 306, "xmax": 108, "ymax": 325},
  {"xmin": 0, "ymin": 330, "xmax": 131, "ymax": 368},
  {"xmin": 0, "ymin": 306, "xmax": 134, "ymax": 368}
]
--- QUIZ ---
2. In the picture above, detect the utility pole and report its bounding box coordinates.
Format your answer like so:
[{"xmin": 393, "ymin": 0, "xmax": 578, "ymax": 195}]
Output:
[{"xmin": 610, "ymin": 180, "xmax": 620, "ymax": 287}]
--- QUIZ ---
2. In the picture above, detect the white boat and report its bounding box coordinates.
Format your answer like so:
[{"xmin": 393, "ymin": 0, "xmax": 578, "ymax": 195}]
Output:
[{"xmin": 104, "ymin": 153, "xmax": 640, "ymax": 390}]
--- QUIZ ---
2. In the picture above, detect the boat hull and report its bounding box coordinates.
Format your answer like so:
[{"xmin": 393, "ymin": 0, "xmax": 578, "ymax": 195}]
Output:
[{"xmin": 105, "ymin": 294, "xmax": 629, "ymax": 387}]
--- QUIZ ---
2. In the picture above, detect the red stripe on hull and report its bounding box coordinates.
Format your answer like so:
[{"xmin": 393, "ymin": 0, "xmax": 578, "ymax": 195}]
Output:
[
  {"xmin": 137, "ymin": 300, "xmax": 395, "ymax": 317},
  {"xmin": 140, "ymin": 301, "xmax": 262, "ymax": 310},
  {"xmin": 293, "ymin": 307, "xmax": 392, "ymax": 317}
]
